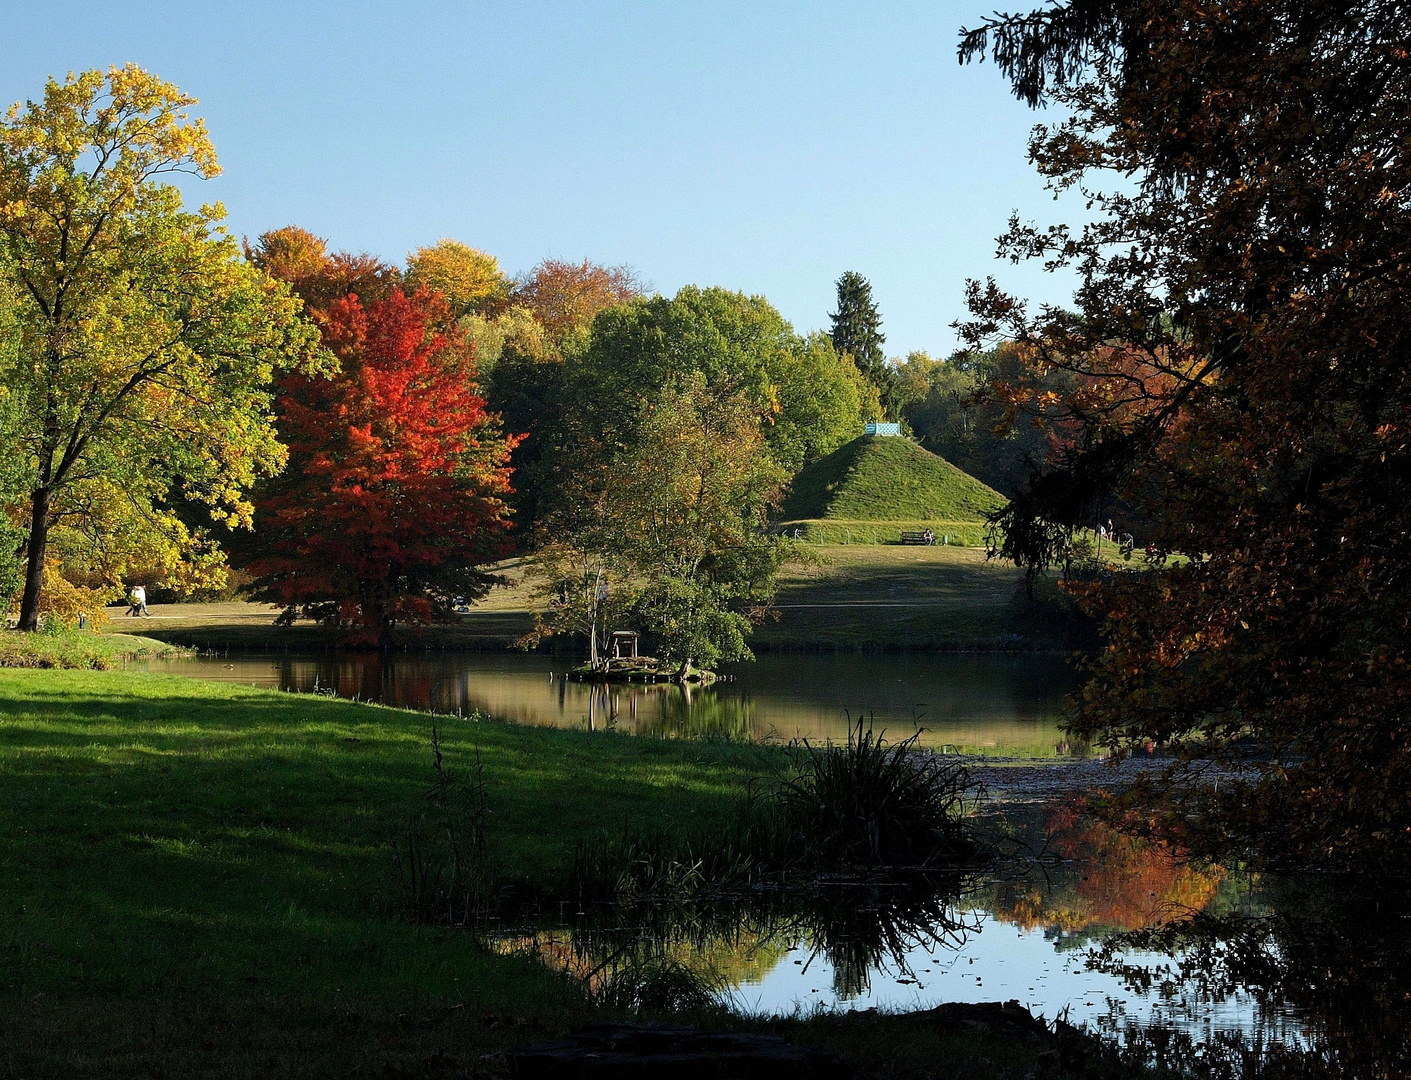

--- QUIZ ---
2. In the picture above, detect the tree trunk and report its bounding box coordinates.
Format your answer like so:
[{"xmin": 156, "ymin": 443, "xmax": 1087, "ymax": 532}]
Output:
[{"xmin": 16, "ymin": 488, "xmax": 52, "ymax": 632}]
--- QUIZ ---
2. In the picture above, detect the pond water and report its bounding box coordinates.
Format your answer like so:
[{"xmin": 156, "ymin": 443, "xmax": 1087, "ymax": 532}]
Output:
[
  {"xmin": 136, "ymin": 651, "xmax": 1079, "ymax": 755},
  {"xmin": 142, "ymin": 650, "xmax": 1409, "ymax": 1071},
  {"xmin": 491, "ymin": 807, "xmax": 1310, "ymax": 1043}
]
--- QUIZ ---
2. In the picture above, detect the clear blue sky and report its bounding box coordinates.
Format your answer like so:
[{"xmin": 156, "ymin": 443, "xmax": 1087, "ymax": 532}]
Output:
[{"xmin": 3, "ymin": 1, "xmax": 1079, "ymax": 356}]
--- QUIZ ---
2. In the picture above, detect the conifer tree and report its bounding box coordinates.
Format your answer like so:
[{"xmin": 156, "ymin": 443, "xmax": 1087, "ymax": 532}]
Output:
[{"xmin": 829, "ymin": 272, "xmax": 892, "ymax": 410}]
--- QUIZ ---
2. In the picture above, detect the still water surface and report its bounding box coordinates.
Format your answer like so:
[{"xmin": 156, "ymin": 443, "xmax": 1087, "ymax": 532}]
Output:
[
  {"xmin": 137, "ymin": 651, "xmax": 1079, "ymax": 755},
  {"xmin": 141, "ymin": 651, "xmax": 1402, "ymax": 1067}
]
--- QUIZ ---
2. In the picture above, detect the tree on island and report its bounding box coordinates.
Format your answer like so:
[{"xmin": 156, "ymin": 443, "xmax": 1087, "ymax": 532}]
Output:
[
  {"xmin": 960, "ymin": 1, "xmax": 1411, "ymax": 871},
  {"xmin": 526, "ymin": 375, "xmax": 787, "ymax": 678},
  {"xmin": 0, "ymin": 67, "xmax": 320, "ymax": 629}
]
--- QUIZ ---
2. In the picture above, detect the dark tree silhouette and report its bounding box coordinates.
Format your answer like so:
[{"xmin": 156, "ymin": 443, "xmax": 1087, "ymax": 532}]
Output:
[{"xmin": 959, "ymin": 0, "xmax": 1411, "ymax": 871}]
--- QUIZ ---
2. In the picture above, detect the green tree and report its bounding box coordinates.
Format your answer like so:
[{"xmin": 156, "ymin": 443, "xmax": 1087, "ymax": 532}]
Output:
[
  {"xmin": 539, "ymin": 286, "xmax": 866, "ymax": 519},
  {"xmin": 829, "ymin": 271, "xmax": 894, "ymax": 410},
  {"xmin": 768, "ymin": 332, "xmax": 872, "ymax": 472},
  {"xmin": 529, "ymin": 375, "xmax": 788, "ymax": 676},
  {"xmin": 0, "ymin": 67, "xmax": 320, "ymax": 629}
]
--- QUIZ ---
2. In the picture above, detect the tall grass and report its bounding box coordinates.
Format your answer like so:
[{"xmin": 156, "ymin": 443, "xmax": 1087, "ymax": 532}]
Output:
[
  {"xmin": 392, "ymin": 722, "xmax": 494, "ymax": 925},
  {"xmin": 569, "ymin": 716, "xmax": 983, "ymax": 905},
  {"xmin": 779, "ymin": 716, "xmax": 980, "ymax": 870}
]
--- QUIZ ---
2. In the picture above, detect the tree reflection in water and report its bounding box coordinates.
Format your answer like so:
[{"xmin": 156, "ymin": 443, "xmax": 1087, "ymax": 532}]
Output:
[
  {"xmin": 1083, "ymin": 879, "xmax": 1411, "ymax": 1079},
  {"xmin": 494, "ymin": 870, "xmax": 981, "ymax": 1004},
  {"xmin": 983, "ymin": 805, "xmax": 1233, "ymax": 940}
]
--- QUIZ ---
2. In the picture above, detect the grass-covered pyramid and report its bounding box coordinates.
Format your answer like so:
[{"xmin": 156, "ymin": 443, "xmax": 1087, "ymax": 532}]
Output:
[{"xmin": 777, "ymin": 435, "xmax": 1004, "ymax": 545}]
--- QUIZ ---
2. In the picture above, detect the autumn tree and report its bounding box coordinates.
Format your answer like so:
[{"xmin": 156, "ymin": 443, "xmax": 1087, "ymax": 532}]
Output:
[
  {"xmin": 242, "ymin": 288, "xmax": 517, "ymax": 646},
  {"xmin": 405, "ymin": 239, "xmax": 509, "ymax": 318},
  {"xmin": 246, "ymin": 226, "xmax": 401, "ymax": 310},
  {"xmin": 0, "ymin": 67, "xmax": 319, "ymax": 629},
  {"xmin": 895, "ymin": 344, "xmax": 1080, "ymax": 498},
  {"xmin": 513, "ymin": 258, "xmax": 643, "ymax": 344},
  {"xmin": 960, "ymin": 1, "xmax": 1411, "ymax": 870}
]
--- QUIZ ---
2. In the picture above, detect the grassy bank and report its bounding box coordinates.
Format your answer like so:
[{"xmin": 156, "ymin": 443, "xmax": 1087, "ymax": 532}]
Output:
[
  {"xmin": 0, "ymin": 626, "xmax": 183, "ymax": 669},
  {"xmin": 0, "ymin": 670, "xmax": 759, "ymax": 1075},
  {"xmin": 134, "ymin": 545, "xmax": 1091, "ymax": 655},
  {"xmin": 0, "ymin": 669, "xmax": 1045, "ymax": 1077}
]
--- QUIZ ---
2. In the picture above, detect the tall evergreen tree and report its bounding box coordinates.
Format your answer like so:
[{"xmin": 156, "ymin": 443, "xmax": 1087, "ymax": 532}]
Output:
[{"xmin": 829, "ymin": 272, "xmax": 892, "ymax": 411}]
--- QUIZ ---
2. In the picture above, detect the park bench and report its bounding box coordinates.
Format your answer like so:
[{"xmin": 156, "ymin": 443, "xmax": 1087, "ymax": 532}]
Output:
[{"xmin": 900, "ymin": 530, "xmax": 934, "ymax": 545}]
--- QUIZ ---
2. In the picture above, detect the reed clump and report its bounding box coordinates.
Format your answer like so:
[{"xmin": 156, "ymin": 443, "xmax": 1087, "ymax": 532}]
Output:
[
  {"xmin": 570, "ymin": 716, "xmax": 983, "ymax": 904},
  {"xmin": 779, "ymin": 716, "xmax": 980, "ymax": 870}
]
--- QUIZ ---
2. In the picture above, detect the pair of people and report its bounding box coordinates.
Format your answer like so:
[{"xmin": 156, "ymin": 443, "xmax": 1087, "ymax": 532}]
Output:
[{"xmin": 127, "ymin": 585, "xmax": 149, "ymax": 617}]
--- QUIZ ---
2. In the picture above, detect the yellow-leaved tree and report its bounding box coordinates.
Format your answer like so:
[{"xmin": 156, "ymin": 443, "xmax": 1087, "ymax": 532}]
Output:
[
  {"xmin": 0, "ymin": 65, "xmax": 322, "ymax": 629},
  {"xmin": 404, "ymin": 239, "xmax": 509, "ymax": 318}
]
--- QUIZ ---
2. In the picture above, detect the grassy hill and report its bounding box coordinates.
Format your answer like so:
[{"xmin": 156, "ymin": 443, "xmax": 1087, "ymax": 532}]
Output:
[{"xmin": 778, "ymin": 436, "xmax": 1004, "ymax": 541}]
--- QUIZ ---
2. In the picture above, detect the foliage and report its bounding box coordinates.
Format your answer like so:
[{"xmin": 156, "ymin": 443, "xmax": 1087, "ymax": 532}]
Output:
[
  {"xmin": 959, "ymin": 1, "xmax": 1411, "ymax": 870},
  {"xmin": 529, "ymin": 375, "xmax": 788, "ymax": 671},
  {"xmin": 0, "ymin": 515, "xmax": 22, "ymax": 613},
  {"xmin": 460, "ymin": 304, "xmax": 548, "ymax": 377},
  {"xmin": 245, "ymin": 225, "xmax": 402, "ymax": 310},
  {"xmin": 829, "ymin": 271, "xmax": 894, "ymax": 410},
  {"xmin": 539, "ymin": 287, "xmax": 867, "ymax": 516},
  {"xmin": 893, "ymin": 344, "xmax": 1076, "ymax": 498},
  {"xmin": 767, "ymin": 332, "xmax": 873, "ymax": 470},
  {"xmin": 404, "ymin": 239, "xmax": 509, "ymax": 318},
  {"xmin": 242, "ymin": 289, "xmax": 518, "ymax": 646},
  {"xmin": 778, "ymin": 434, "xmax": 1004, "ymax": 524},
  {"xmin": 0, "ymin": 67, "xmax": 321, "ymax": 629},
  {"xmin": 512, "ymin": 257, "xmax": 643, "ymax": 343}
]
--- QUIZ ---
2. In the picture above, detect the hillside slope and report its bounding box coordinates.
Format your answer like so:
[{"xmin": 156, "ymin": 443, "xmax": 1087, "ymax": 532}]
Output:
[{"xmin": 779, "ymin": 435, "xmax": 1004, "ymax": 523}]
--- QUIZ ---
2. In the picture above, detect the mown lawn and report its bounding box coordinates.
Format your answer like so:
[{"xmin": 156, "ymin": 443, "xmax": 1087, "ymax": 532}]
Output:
[
  {"xmin": 0, "ymin": 669, "xmax": 782, "ymax": 1077},
  {"xmin": 753, "ymin": 545, "xmax": 1091, "ymax": 652}
]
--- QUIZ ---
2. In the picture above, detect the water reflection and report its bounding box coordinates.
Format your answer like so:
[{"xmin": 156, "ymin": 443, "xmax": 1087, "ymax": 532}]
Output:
[
  {"xmin": 496, "ymin": 870, "xmax": 982, "ymax": 1006},
  {"xmin": 982, "ymin": 804, "xmax": 1234, "ymax": 942},
  {"xmin": 1087, "ymin": 879, "xmax": 1411, "ymax": 1076},
  {"xmin": 138, "ymin": 651, "xmax": 1077, "ymax": 753},
  {"xmin": 495, "ymin": 812, "xmax": 1411, "ymax": 1078}
]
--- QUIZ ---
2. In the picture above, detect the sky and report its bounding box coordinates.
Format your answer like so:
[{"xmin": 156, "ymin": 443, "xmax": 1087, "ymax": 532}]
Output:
[{"xmin": 2, "ymin": 1, "xmax": 1082, "ymax": 356}]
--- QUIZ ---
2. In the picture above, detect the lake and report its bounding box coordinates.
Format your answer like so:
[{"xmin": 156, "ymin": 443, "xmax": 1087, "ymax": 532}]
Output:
[{"xmin": 135, "ymin": 650, "xmax": 1081, "ymax": 755}]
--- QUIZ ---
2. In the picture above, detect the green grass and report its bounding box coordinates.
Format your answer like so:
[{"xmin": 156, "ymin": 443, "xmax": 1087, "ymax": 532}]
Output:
[
  {"xmin": 779, "ymin": 518, "xmax": 991, "ymax": 546},
  {"xmin": 0, "ymin": 669, "xmax": 778, "ymax": 1075},
  {"xmin": 0, "ymin": 669, "xmax": 1051, "ymax": 1077},
  {"xmin": 779, "ymin": 436, "xmax": 1004, "ymax": 527},
  {"xmin": 0, "ymin": 626, "xmax": 182, "ymax": 669},
  {"xmin": 754, "ymin": 545, "xmax": 1094, "ymax": 653}
]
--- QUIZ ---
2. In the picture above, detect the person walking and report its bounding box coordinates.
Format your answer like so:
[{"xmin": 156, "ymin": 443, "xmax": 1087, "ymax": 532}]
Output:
[{"xmin": 128, "ymin": 584, "xmax": 148, "ymax": 617}]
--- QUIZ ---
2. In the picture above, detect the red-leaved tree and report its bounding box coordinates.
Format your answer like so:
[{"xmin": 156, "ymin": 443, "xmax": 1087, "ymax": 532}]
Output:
[{"xmin": 245, "ymin": 287, "xmax": 519, "ymax": 645}]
